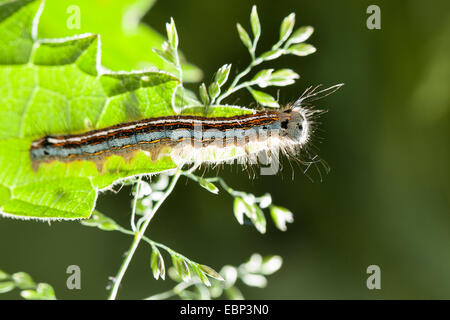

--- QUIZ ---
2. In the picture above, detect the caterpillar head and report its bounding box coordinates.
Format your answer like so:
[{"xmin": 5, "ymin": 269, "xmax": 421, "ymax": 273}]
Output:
[
  {"xmin": 279, "ymin": 84, "xmax": 343, "ymax": 147},
  {"xmin": 280, "ymin": 107, "xmax": 309, "ymax": 146}
]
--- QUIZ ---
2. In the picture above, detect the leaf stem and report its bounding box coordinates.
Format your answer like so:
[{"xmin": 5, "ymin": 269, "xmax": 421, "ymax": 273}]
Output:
[
  {"xmin": 182, "ymin": 172, "xmax": 247, "ymax": 199},
  {"xmin": 215, "ymin": 35, "xmax": 295, "ymax": 105},
  {"xmin": 175, "ymin": 53, "xmax": 183, "ymax": 86},
  {"xmin": 108, "ymin": 169, "xmax": 182, "ymax": 300},
  {"xmin": 206, "ymin": 177, "xmax": 247, "ymax": 198},
  {"xmin": 216, "ymin": 61, "xmax": 258, "ymax": 104}
]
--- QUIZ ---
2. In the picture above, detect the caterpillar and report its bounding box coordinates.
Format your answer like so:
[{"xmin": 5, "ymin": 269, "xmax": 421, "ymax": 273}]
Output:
[{"xmin": 30, "ymin": 84, "xmax": 342, "ymax": 173}]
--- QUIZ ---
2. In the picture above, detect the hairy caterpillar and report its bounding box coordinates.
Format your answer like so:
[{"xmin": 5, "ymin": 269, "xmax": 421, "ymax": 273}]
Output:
[{"xmin": 30, "ymin": 84, "xmax": 342, "ymax": 173}]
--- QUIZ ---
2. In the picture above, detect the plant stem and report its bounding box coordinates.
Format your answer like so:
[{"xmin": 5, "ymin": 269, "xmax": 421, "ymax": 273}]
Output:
[
  {"xmin": 130, "ymin": 176, "xmax": 141, "ymax": 232},
  {"xmin": 216, "ymin": 61, "xmax": 256, "ymax": 104},
  {"xmin": 116, "ymin": 226, "xmax": 196, "ymax": 266},
  {"xmin": 206, "ymin": 177, "xmax": 247, "ymax": 198},
  {"xmin": 182, "ymin": 172, "xmax": 247, "ymax": 199},
  {"xmin": 108, "ymin": 169, "xmax": 182, "ymax": 300},
  {"xmin": 216, "ymin": 38, "xmax": 293, "ymax": 105},
  {"xmin": 144, "ymin": 280, "xmax": 199, "ymax": 300}
]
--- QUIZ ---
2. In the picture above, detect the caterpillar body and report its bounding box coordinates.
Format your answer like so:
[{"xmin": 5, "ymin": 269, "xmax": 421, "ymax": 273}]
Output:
[{"xmin": 30, "ymin": 84, "xmax": 342, "ymax": 172}]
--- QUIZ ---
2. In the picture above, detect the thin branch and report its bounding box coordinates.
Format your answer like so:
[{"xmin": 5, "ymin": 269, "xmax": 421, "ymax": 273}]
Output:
[
  {"xmin": 144, "ymin": 280, "xmax": 200, "ymax": 300},
  {"xmin": 130, "ymin": 176, "xmax": 141, "ymax": 232},
  {"xmin": 216, "ymin": 61, "xmax": 258, "ymax": 104},
  {"xmin": 108, "ymin": 170, "xmax": 182, "ymax": 300}
]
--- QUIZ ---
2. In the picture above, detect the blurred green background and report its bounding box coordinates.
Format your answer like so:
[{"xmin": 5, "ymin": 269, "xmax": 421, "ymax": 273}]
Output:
[{"xmin": 1, "ymin": 0, "xmax": 450, "ymax": 299}]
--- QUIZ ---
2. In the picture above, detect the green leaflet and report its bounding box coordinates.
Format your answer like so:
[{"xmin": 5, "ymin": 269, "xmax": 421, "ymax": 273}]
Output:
[
  {"xmin": 37, "ymin": 0, "xmax": 202, "ymax": 82},
  {"xmin": 0, "ymin": 0, "xmax": 252, "ymax": 219}
]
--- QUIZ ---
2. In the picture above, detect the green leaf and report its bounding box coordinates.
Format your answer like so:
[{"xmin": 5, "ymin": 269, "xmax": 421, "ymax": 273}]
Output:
[
  {"xmin": 21, "ymin": 284, "xmax": 56, "ymax": 300},
  {"xmin": 180, "ymin": 105, "xmax": 253, "ymax": 119},
  {"xmin": 37, "ymin": 0, "xmax": 201, "ymax": 82},
  {"xmin": 151, "ymin": 174, "xmax": 169, "ymax": 191},
  {"xmin": 80, "ymin": 211, "xmax": 119, "ymax": 231},
  {"xmin": 220, "ymin": 265, "xmax": 238, "ymax": 289},
  {"xmin": 195, "ymin": 283, "xmax": 211, "ymax": 299},
  {"xmin": 279, "ymin": 13, "xmax": 295, "ymax": 43},
  {"xmin": 174, "ymin": 86, "xmax": 201, "ymax": 108},
  {"xmin": 288, "ymin": 26, "xmax": 314, "ymax": 44},
  {"xmin": 241, "ymin": 273, "xmax": 267, "ymax": 288},
  {"xmin": 171, "ymin": 255, "xmax": 190, "ymax": 281},
  {"xmin": 261, "ymin": 255, "xmax": 283, "ymax": 275},
  {"xmin": 20, "ymin": 289, "xmax": 40, "ymax": 300},
  {"xmin": 233, "ymin": 197, "xmax": 248, "ymax": 225},
  {"xmin": 288, "ymin": 43, "xmax": 317, "ymax": 56},
  {"xmin": 258, "ymin": 193, "xmax": 272, "ymax": 209},
  {"xmin": 214, "ymin": 64, "xmax": 231, "ymax": 87},
  {"xmin": 132, "ymin": 180, "xmax": 152, "ymax": 199},
  {"xmin": 269, "ymin": 205, "xmax": 294, "ymax": 231},
  {"xmin": 224, "ymin": 286, "xmax": 244, "ymax": 300},
  {"xmin": 243, "ymin": 253, "xmax": 263, "ymax": 272},
  {"xmin": 199, "ymin": 264, "xmax": 224, "ymax": 281},
  {"xmin": 152, "ymin": 46, "xmax": 176, "ymax": 65},
  {"xmin": 248, "ymin": 88, "xmax": 280, "ymax": 108},
  {"xmin": 252, "ymin": 69, "xmax": 274, "ymax": 88},
  {"xmin": 150, "ymin": 246, "xmax": 165, "ymax": 280},
  {"xmin": 259, "ymin": 49, "xmax": 283, "ymax": 62},
  {"xmin": 165, "ymin": 17, "xmax": 179, "ymax": 51},
  {"xmin": 199, "ymin": 83, "xmax": 210, "ymax": 106},
  {"xmin": 209, "ymin": 282, "xmax": 223, "ymax": 298},
  {"xmin": 250, "ymin": 5, "xmax": 261, "ymax": 44},
  {"xmin": 267, "ymin": 69, "xmax": 300, "ymax": 87},
  {"xmin": 251, "ymin": 204, "xmax": 266, "ymax": 234},
  {"xmin": 0, "ymin": 281, "xmax": 15, "ymax": 294},
  {"xmin": 136, "ymin": 196, "xmax": 152, "ymax": 216},
  {"xmin": 191, "ymin": 264, "xmax": 211, "ymax": 287},
  {"xmin": 208, "ymin": 81, "xmax": 220, "ymax": 101},
  {"xmin": 252, "ymin": 69, "xmax": 299, "ymax": 88},
  {"xmin": 35, "ymin": 283, "xmax": 56, "ymax": 299},
  {"xmin": 12, "ymin": 272, "xmax": 35, "ymax": 289},
  {"xmin": 198, "ymin": 178, "xmax": 219, "ymax": 195},
  {"xmin": 167, "ymin": 267, "xmax": 181, "ymax": 282},
  {"xmin": 0, "ymin": 0, "xmax": 255, "ymax": 219},
  {"xmin": 0, "ymin": 0, "xmax": 39, "ymax": 64},
  {"xmin": 0, "ymin": 270, "xmax": 8, "ymax": 280},
  {"xmin": 236, "ymin": 23, "xmax": 252, "ymax": 52}
]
